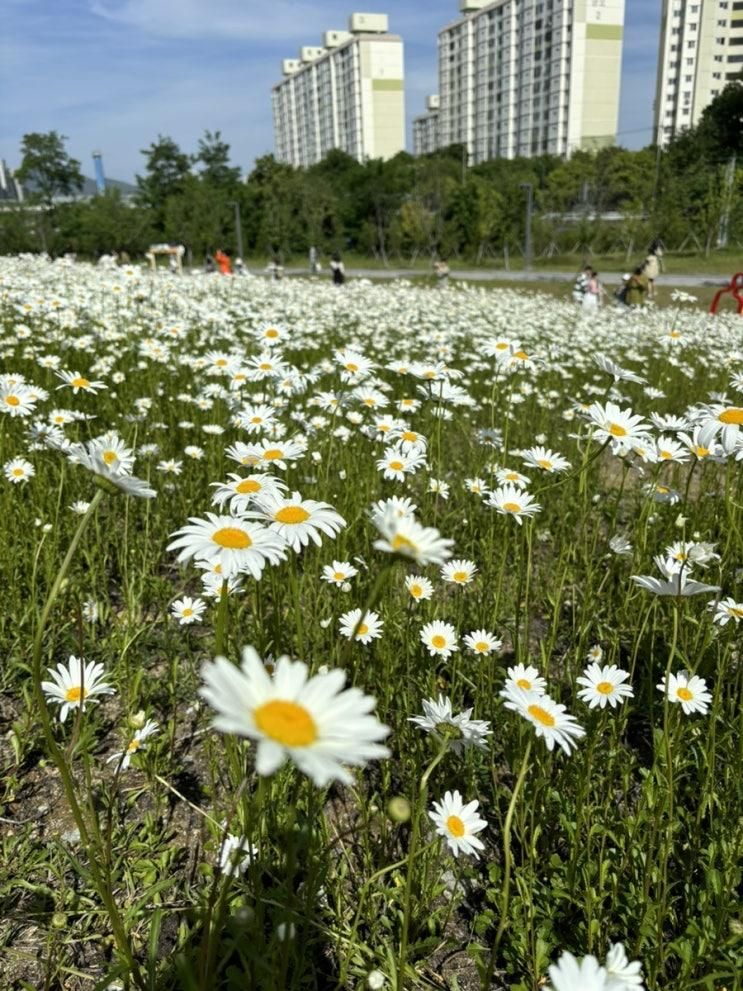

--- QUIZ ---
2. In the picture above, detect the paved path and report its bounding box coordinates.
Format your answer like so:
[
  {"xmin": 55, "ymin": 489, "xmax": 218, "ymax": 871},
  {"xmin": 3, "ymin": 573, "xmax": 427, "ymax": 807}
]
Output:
[{"xmin": 270, "ymin": 267, "xmax": 730, "ymax": 288}]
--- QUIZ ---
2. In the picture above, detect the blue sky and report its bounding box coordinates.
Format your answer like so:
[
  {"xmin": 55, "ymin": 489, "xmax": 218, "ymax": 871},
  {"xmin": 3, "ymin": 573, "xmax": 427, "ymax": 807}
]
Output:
[{"xmin": 0, "ymin": 1, "xmax": 661, "ymax": 182}]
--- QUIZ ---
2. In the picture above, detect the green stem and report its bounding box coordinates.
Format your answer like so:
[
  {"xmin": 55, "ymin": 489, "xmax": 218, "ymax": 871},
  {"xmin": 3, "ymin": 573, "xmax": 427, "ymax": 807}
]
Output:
[
  {"xmin": 30, "ymin": 489, "xmax": 144, "ymax": 988},
  {"xmin": 482, "ymin": 740, "xmax": 532, "ymax": 990},
  {"xmin": 397, "ymin": 740, "xmax": 449, "ymax": 991}
]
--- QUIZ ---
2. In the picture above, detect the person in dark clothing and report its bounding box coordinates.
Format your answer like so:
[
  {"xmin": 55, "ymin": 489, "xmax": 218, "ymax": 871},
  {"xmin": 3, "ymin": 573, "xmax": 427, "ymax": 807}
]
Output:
[{"xmin": 330, "ymin": 252, "xmax": 345, "ymax": 286}]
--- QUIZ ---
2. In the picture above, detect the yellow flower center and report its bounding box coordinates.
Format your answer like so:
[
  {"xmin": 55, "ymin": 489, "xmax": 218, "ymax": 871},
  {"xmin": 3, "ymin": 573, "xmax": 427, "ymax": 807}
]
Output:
[
  {"xmin": 392, "ymin": 534, "xmax": 415, "ymax": 551},
  {"xmin": 656, "ymin": 485, "xmax": 669, "ymax": 495},
  {"xmin": 236, "ymin": 479, "xmax": 261, "ymax": 494},
  {"xmin": 527, "ymin": 704, "xmax": 555, "ymax": 727},
  {"xmin": 12, "ymin": 468, "xmax": 24, "ymax": 477},
  {"xmin": 446, "ymin": 814, "xmax": 465, "ymax": 838},
  {"xmin": 609, "ymin": 423, "xmax": 627, "ymax": 437},
  {"xmin": 596, "ymin": 681, "xmax": 613, "ymax": 695},
  {"xmin": 65, "ymin": 686, "xmax": 88, "ymax": 703},
  {"xmin": 388, "ymin": 460, "xmax": 404, "ymax": 471},
  {"xmin": 718, "ymin": 407, "xmax": 743, "ymax": 425},
  {"xmin": 402, "ymin": 431, "xmax": 418, "ymax": 442},
  {"xmin": 516, "ymin": 678, "xmax": 531, "ymax": 689},
  {"xmin": 274, "ymin": 506, "xmax": 310, "ymax": 524},
  {"xmin": 410, "ymin": 584, "xmax": 422, "ymax": 597},
  {"xmin": 345, "ymin": 362, "xmax": 359, "ymax": 373},
  {"xmin": 215, "ymin": 359, "xmax": 227, "ymax": 367},
  {"xmin": 5, "ymin": 395, "xmax": 20, "ymax": 406},
  {"xmin": 513, "ymin": 350, "xmax": 528, "ymax": 360},
  {"xmin": 505, "ymin": 472, "xmax": 519, "ymax": 481},
  {"xmin": 71, "ymin": 376, "xmax": 91, "ymax": 389},
  {"xmin": 694, "ymin": 446, "xmax": 709, "ymax": 458},
  {"xmin": 126, "ymin": 739, "xmax": 141, "ymax": 753},
  {"xmin": 475, "ymin": 641, "xmax": 489, "ymax": 652},
  {"xmin": 212, "ymin": 527, "xmax": 252, "ymax": 549},
  {"xmin": 102, "ymin": 450, "xmax": 117, "ymax": 465},
  {"xmin": 265, "ymin": 329, "xmax": 279, "ymax": 338},
  {"xmin": 254, "ymin": 699, "xmax": 317, "ymax": 746},
  {"xmin": 503, "ymin": 502, "xmax": 521, "ymax": 513},
  {"xmin": 357, "ymin": 623, "xmax": 369, "ymax": 636},
  {"xmin": 676, "ymin": 687, "xmax": 693, "ymax": 701},
  {"xmin": 182, "ymin": 608, "xmax": 193, "ymax": 617},
  {"xmin": 333, "ymin": 571, "xmax": 345, "ymax": 581},
  {"xmin": 729, "ymin": 606, "xmax": 743, "ymax": 617},
  {"xmin": 495, "ymin": 342, "xmax": 508, "ymax": 350},
  {"xmin": 259, "ymin": 362, "xmax": 272, "ymax": 371},
  {"xmin": 537, "ymin": 459, "xmax": 552, "ymax": 470},
  {"xmin": 241, "ymin": 454, "xmax": 260, "ymax": 465},
  {"xmin": 250, "ymin": 416, "xmax": 263, "ymax": 424},
  {"xmin": 453, "ymin": 571, "xmax": 468, "ymax": 583},
  {"xmin": 431, "ymin": 635, "xmax": 447, "ymax": 649},
  {"xmin": 262, "ymin": 449, "xmax": 283, "ymax": 461}
]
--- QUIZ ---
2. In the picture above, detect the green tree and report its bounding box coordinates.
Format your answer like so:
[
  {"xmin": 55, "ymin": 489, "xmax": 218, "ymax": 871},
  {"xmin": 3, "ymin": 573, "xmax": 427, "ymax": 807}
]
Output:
[
  {"xmin": 15, "ymin": 131, "xmax": 84, "ymax": 207},
  {"xmin": 195, "ymin": 130, "xmax": 242, "ymax": 186},
  {"xmin": 136, "ymin": 135, "xmax": 191, "ymax": 225}
]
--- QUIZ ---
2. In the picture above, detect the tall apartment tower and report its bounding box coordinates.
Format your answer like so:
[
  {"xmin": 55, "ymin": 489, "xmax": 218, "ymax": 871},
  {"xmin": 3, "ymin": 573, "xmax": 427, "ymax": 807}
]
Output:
[
  {"xmin": 413, "ymin": 95, "xmax": 441, "ymax": 155},
  {"xmin": 421, "ymin": 0, "xmax": 624, "ymax": 162},
  {"xmin": 654, "ymin": 0, "xmax": 743, "ymax": 147},
  {"xmin": 272, "ymin": 13, "xmax": 405, "ymax": 167}
]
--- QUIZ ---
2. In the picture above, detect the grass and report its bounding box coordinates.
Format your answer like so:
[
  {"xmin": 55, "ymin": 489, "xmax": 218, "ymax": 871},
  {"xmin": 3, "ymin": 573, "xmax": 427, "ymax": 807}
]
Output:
[
  {"xmin": 1, "ymin": 260, "xmax": 742, "ymax": 991},
  {"xmin": 238, "ymin": 249, "xmax": 742, "ymax": 278}
]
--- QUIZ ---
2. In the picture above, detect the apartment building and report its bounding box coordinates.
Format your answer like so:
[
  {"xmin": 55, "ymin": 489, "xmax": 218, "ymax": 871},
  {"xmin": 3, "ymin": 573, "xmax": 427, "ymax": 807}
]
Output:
[
  {"xmin": 417, "ymin": 0, "xmax": 624, "ymax": 162},
  {"xmin": 272, "ymin": 13, "xmax": 405, "ymax": 167},
  {"xmin": 654, "ymin": 0, "xmax": 743, "ymax": 146},
  {"xmin": 412, "ymin": 95, "xmax": 441, "ymax": 155}
]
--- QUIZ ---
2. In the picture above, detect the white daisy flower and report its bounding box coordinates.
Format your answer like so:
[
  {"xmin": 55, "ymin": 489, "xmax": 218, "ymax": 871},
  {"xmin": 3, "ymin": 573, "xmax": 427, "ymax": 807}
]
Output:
[
  {"xmin": 199, "ymin": 647, "xmax": 390, "ymax": 786},
  {"xmin": 710, "ymin": 596, "xmax": 743, "ymax": 625},
  {"xmin": 409, "ymin": 695, "xmax": 491, "ymax": 752},
  {"xmin": 321, "ymin": 560, "xmax": 359, "ymax": 586},
  {"xmin": 576, "ymin": 664, "xmax": 634, "ymax": 709},
  {"xmin": 463, "ymin": 629, "xmax": 502, "ymax": 656},
  {"xmin": 106, "ymin": 719, "xmax": 159, "ymax": 770},
  {"xmin": 255, "ymin": 490, "xmax": 345, "ymax": 552},
  {"xmin": 440, "ymin": 559, "xmax": 478, "ymax": 585},
  {"xmin": 171, "ymin": 596, "xmax": 207, "ymax": 625},
  {"xmin": 338, "ymin": 609, "xmax": 384, "ymax": 644},
  {"xmin": 4, "ymin": 457, "xmax": 34, "ymax": 484},
  {"xmin": 503, "ymin": 687, "xmax": 585, "ymax": 755},
  {"xmin": 420, "ymin": 620, "xmax": 458, "ymax": 659},
  {"xmin": 168, "ymin": 513, "xmax": 287, "ymax": 578},
  {"xmin": 373, "ymin": 510, "xmax": 453, "ymax": 565},
  {"xmin": 657, "ymin": 671, "xmax": 712, "ymax": 715},
  {"xmin": 41, "ymin": 655, "xmax": 115, "ymax": 723},
  {"xmin": 501, "ymin": 664, "xmax": 547, "ymax": 696},
  {"xmin": 486, "ymin": 484, "xmax": 542, "ymax": 524},
  {"xmin": 218, "ymin": 833, "xmax": 257, "ymax": 876},
  {"xmin": 428, "ymin": 790, "xmax": 487, "ymax": 858},
  {"xmin": 404, "ymin": 574, "xmax": 434, "ymax": 601}
]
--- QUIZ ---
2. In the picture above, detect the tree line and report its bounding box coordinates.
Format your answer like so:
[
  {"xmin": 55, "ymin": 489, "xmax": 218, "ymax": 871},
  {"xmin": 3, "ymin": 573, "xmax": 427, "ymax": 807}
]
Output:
[{"xmin": 1, "ymin": 83, "xmax": 741, "ymax": 264}]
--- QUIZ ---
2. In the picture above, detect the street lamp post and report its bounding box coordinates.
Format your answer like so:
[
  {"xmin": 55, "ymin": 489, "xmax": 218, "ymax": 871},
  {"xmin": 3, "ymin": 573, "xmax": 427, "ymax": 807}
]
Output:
[
  {"xmin": 519, "ymin": 182, "xmax": 534, "ymax": 271},
  {"xmin": 228, "ymin": 200, "xmax": 244, "ymax": 260}
]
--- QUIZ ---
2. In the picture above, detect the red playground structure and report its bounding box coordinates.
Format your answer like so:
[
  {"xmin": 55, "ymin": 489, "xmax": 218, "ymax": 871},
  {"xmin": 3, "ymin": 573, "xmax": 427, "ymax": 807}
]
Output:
[{"xmin": 709, "ymin": 273, "xmax": 743, "ymax": 315}]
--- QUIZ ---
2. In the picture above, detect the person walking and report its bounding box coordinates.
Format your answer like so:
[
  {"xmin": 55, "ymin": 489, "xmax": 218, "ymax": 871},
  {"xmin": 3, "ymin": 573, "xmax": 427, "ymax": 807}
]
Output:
[
  {"xmin": 433, "ymin": 257, "xmax": 450, "ymax": 287},
  {"xmin": 626, "ymin": 266, "xmax": 649, "ymax": 307},
  {"xmin": 581, "ymin": 268, "xmax": 601, "ymax": 311},
  {"xmin": 267, "ymin": 255, "xmax": 284, "ymax": 281},
  {"xmin": 572, "ymin": 264, "xmax": 592, "ymax": 305},
  {"xmin": 330, "ymin": 252, "xmax": 345, "ymax": 286},
  {"xmin": 644, "ymin": 241, "xmax": 663, "ymax": 300},
  {"xmin": 215, "ymin": 248, "xmax": 232, "ymax": 275}
]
